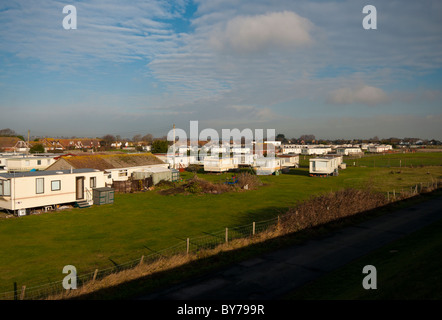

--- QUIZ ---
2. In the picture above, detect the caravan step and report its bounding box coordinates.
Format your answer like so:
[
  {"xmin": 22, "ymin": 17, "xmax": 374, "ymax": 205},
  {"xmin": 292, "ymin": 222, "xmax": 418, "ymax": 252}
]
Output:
[{"xmin": 75, "ymin": 201, "xmax": 91, "ymax": 209}]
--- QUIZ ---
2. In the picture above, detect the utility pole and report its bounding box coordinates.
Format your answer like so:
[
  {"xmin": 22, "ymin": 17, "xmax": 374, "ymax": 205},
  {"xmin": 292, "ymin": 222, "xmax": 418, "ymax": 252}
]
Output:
[
  {"xmin": 27, "ymin": 130, "xmax": 30, "ymax": 156},
  {"xmin": 173, "ymin": 124, "xmax": 176, "ymax": 170}
]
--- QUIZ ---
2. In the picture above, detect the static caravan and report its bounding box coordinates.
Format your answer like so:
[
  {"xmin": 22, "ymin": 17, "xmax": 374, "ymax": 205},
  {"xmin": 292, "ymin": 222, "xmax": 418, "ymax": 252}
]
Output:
[
  {"xmin": 0, "ymin": 169, "xmax": 105, "ymax": 216},
  {"xmin": 277, "ymin": 155, "xmax": 300, "ymax": 168},
  {"xmin": 104, "ymin": 163, "xmax": 169, "ymax": 184},
  {"xmin": 132, "ymin": 166, "xmax": 176, "ymax": 185},
  {"xmin": 155, "ymin": 154, "xmax": 193, "ymax": 169},
  {"xmin": 368, "ymin": 145, "xmax": 393, "ymax": 153},
  {"xmin": 309, "ymin": 158, "xmax": 339, "ymax": 176},
  {"xmin": 301, "ymin": 147, "xmax": 332, "ymax": 156},
  {"xmin": 203, "ymin": 156, "xmax": 238, "ymax": 172},
  {"xmin": 336, "ymin": 147, "xmax": 363, "ymax": 156},
  {"xmin": 281, "ymin": 145, "xmax": 303, "ymax": 155},
  {"xmin": 253, "ymin": 157, "xmax": 282, "ymax": 175},
  {"xmin": 233, "ymin": 153, "xmax": 256, "ymax": 166},
  {"xmin": 5, "ymin": 156, "xmax": 56, "ymax": 172}
]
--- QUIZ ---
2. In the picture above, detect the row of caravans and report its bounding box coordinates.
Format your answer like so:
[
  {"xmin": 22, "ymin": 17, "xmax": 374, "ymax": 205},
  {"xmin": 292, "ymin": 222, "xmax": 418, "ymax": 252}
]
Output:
[{"xmin": 202, "ymin": 155, "xmax": 300, "ymax": 175}]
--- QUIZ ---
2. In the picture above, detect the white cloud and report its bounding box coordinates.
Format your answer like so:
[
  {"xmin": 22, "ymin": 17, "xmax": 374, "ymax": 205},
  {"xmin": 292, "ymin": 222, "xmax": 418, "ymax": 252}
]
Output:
[
  {"xmin": 210, "ymin": 11, "xmax": 314, "ymax": 54},
  {"xmin": 328, "ymin": 85, "xmax": 389, "ymax": 105}
]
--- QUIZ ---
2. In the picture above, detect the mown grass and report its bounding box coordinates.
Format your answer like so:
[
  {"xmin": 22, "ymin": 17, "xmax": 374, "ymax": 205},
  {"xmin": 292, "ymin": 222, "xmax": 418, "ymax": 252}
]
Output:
[
  {"xmin": 347, "ymin": 151, "xmax": 442, "ymax": 168},
  {"xmin": 0, "ymin": 160, "xmax": 441, "ymax": 295}
]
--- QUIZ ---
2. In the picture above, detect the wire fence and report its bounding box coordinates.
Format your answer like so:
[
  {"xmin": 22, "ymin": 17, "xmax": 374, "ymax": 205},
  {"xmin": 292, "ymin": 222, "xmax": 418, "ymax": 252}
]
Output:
[{"xmin": 0, "ymin": 217, "xmax": 279, "ymax": 300}]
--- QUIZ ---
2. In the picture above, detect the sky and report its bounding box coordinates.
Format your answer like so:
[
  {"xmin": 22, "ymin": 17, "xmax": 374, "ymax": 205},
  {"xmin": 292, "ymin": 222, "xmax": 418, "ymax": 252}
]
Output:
[{"xmin": 0, "ymin": 0, "xmax": 441, "ymax": 140}]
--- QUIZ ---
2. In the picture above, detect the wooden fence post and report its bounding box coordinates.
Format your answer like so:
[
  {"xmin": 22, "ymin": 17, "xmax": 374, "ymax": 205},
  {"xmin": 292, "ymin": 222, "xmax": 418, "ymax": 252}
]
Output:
[
  {"xmin": 19, "ymin": 286, "xmax": 26, "ymax": 300},
  {"xmin": 186, "ymin": 238, "xmax": 190, "ymax": 255},
  {"xmin": 225, "ymin": 228, "xmax": 228, "ymax": 244},
  {"xmin": 140, "ymin": 255, "xmax": 144, "ymax": 265},
  {"xmin": 252, "ymin": 222, "xmax": 255, "ymax": 236},
  {"xmin": 92, "ymin": 269, "xmax": 98, "ymax": 282}
]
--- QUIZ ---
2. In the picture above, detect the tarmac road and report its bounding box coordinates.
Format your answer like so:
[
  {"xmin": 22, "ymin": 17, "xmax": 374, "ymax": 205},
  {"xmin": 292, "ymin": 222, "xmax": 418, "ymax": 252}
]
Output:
[{"xmin": 138, "ymin": 195, "xmax": 442, "ymax": 300}]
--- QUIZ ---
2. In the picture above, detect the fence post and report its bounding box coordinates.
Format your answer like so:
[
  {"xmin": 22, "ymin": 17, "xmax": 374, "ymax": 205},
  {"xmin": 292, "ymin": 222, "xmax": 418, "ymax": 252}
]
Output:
[
  {"xmin": 92, "ymin": 269, "xmax": 98, "ymax": 282},
  {"xmin": 19, "ymin": 286, "xmax": 26, "ymax": 300},
  {"xmin": 186, "ymin": 238, "xmax": 190, "ymax": 255},
  {"xmin": 140, "ymin": 255, "xmax": 144, "ymax": 265},
  {"xmin": 225, "ymin": 228, "xmax": 228, "ymax": 244},
  {"xmin": 393, "ymin": 190, "xmax": 396, "ymax": 200},
  {"xmin": 252, "ymin": 222, "xmax": 255, "ymax": 236},
  {"xmin": 387, "ymin": 191, "xmax": 390, "ymax": 201}
]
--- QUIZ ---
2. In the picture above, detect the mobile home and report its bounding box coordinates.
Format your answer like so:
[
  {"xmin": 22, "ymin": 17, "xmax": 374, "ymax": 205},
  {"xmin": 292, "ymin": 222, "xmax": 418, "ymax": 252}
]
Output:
[
  {"xmin": 309, "ymin": 158, "xmax": 339, "ymax": 176},
  {"xmin": 203, "ymin": 156, "xmax": 238, "ymax": 172},
  {"xmin": 0, "ymin": 169, "xmax": 105, "ymax": 215},
  {"xmin": 277, "ymin": 155, "xmax": 300, "ymax": 168},
  {"xmin": 336, "ymin": 147, "xmax": 363, "ymax": 156},
  {"xmin": 6, "ymin": 156, "xmax": 56, "ymax": 172},
  {"xmin": 301, "ymin": 147, "xmax": 332, "ymax": 156},
  {"xmin": 253, "ymin": 157, "xmax": 282, "ymax": 175}
]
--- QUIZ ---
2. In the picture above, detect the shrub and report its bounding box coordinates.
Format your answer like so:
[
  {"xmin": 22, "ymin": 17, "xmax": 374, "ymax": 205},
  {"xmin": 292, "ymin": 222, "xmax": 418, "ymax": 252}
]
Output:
[
  {"xmin": 280, "ymin": 188, "xmax": 388, "ymax": 233},
  {"xmin": 236, "ymin": 173, "xmax": 262, "ymax": 190}
]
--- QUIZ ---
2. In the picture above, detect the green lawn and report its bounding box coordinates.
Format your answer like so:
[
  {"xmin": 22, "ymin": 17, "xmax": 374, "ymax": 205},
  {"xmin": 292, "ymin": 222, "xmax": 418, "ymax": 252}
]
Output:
[
  {"xmin": 347, "ymin": 151, "xmax": 442, "ymax": 168},
  {"xmin": 0, "ymin": 159, "xmax": 441, "ymax": 295}
]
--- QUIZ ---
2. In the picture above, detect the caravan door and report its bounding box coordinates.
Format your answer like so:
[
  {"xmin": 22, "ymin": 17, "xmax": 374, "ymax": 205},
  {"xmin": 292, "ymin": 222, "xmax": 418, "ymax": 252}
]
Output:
[{"xmin": 76, "ymin": 177, "xmax": 85, "ymax": 200}]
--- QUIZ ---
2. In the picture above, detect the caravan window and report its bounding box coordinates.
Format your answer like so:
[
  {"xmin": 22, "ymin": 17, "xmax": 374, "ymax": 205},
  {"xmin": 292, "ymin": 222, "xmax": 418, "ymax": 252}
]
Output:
[
  {"xmin": 36, "ymin": 178, "xmax": 44, "ymax": 194},
  {"xmin": 51, "ymin": 180, "xmax": 61, "ymax": 191},
  {"xmin": 90, "ymin": 177, "xmax": 96, "ymax": 188},
  {"xmin": 0, "ymin": 180, "xmax": 11, "ymax": 196}
]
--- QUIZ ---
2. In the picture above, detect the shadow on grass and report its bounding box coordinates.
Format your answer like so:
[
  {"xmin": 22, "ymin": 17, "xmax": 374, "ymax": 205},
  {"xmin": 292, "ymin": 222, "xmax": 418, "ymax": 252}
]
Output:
[
  {"xmin": 285, "ymin": 169, "xmax": 310, "ymax": 177},
  {"xmin": 67, "ymin": 189, "xmax": 442, "ymax": 300}
]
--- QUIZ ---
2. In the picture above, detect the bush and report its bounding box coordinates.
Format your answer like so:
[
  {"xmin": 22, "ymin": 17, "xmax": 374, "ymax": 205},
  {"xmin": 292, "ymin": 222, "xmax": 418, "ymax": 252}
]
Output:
[
  {"xmin": 280, "ymin": 189, "xmax": 388, "ymax": 233},
  {"xmin": 236, "ymin": 173, "xmax": 262, "ymax": 190},
  {"xmin": 186, "ymin": 164, "xmax": 203, "ymax": 174}
]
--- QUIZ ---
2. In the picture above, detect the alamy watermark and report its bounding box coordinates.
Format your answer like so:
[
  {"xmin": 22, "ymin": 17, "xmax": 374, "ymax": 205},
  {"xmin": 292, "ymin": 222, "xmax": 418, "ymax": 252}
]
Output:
[
  {"xmin": 62, "ymin": 4, "xmax": 377, "ymax": 30},
  {"xmin": 165, "ymin": 120, "xmax": 276, "ymax": 164},
  {"xmin": 362, "ymin": 265, "xmax": 377, "ymax": 290}
]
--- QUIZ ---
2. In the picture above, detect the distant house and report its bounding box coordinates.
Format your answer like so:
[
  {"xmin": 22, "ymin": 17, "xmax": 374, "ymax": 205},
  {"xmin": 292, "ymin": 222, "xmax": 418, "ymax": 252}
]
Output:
[
  {"xmin": 46, "ymin": 153, "xmax": 168, "ymax": 185},
  {"xmin": 58, "ymin": 138, "xmax": 102, "ymax": 150},
  {"xmin": 38, "ymin": 138, "xmax": 66, "ymax": 152},
  {"xmin": 0, "ymin": 169, "xmax": 105, "ymax": 216},
  {"xmin": 0, "ymin": 137, "xmax": 21, "ymax": 152}
]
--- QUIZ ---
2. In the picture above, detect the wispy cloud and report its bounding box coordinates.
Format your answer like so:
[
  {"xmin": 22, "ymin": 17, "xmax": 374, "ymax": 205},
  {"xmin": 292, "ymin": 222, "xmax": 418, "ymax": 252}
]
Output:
[{"xmin": 328, "ymin": 85, "xmax": 389, "ymax": 105}]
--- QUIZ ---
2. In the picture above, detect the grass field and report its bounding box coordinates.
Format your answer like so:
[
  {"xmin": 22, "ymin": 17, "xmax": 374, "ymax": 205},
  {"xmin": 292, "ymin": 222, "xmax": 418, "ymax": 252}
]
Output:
[{"xmin": 0, "ymin": 153, "xmax": 441, "ymax": 295}]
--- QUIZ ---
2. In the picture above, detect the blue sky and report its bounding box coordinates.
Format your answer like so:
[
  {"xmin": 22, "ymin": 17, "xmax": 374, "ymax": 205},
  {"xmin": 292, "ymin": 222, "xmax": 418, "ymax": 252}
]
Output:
[{"xmin": 0, "ymin": 0, "xmax": 441, "ymax": 140}]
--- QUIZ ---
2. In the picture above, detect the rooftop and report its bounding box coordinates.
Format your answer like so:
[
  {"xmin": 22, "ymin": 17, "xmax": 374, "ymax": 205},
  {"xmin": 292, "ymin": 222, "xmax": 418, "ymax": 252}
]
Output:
[{"xmin": 0, "ymin": 168, "xmax": 100, "ymax": 179}]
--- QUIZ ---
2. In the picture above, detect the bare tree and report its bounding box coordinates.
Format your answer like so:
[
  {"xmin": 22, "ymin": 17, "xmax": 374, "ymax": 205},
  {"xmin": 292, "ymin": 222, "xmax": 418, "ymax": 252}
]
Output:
[
  {"xmin": 142, "ymin": 133, "xmax": 154, "ymax": 144},
  {"xmin": 0, "ymin": 128, "xmax": 17, "ymax": 136},
  {"xmin": 101, "ymin": 134, "xmax": 116, "ymax": 147},
  {"xmin": 133, "ymin": 134, "xmax": 142, "ymax": 142}
]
